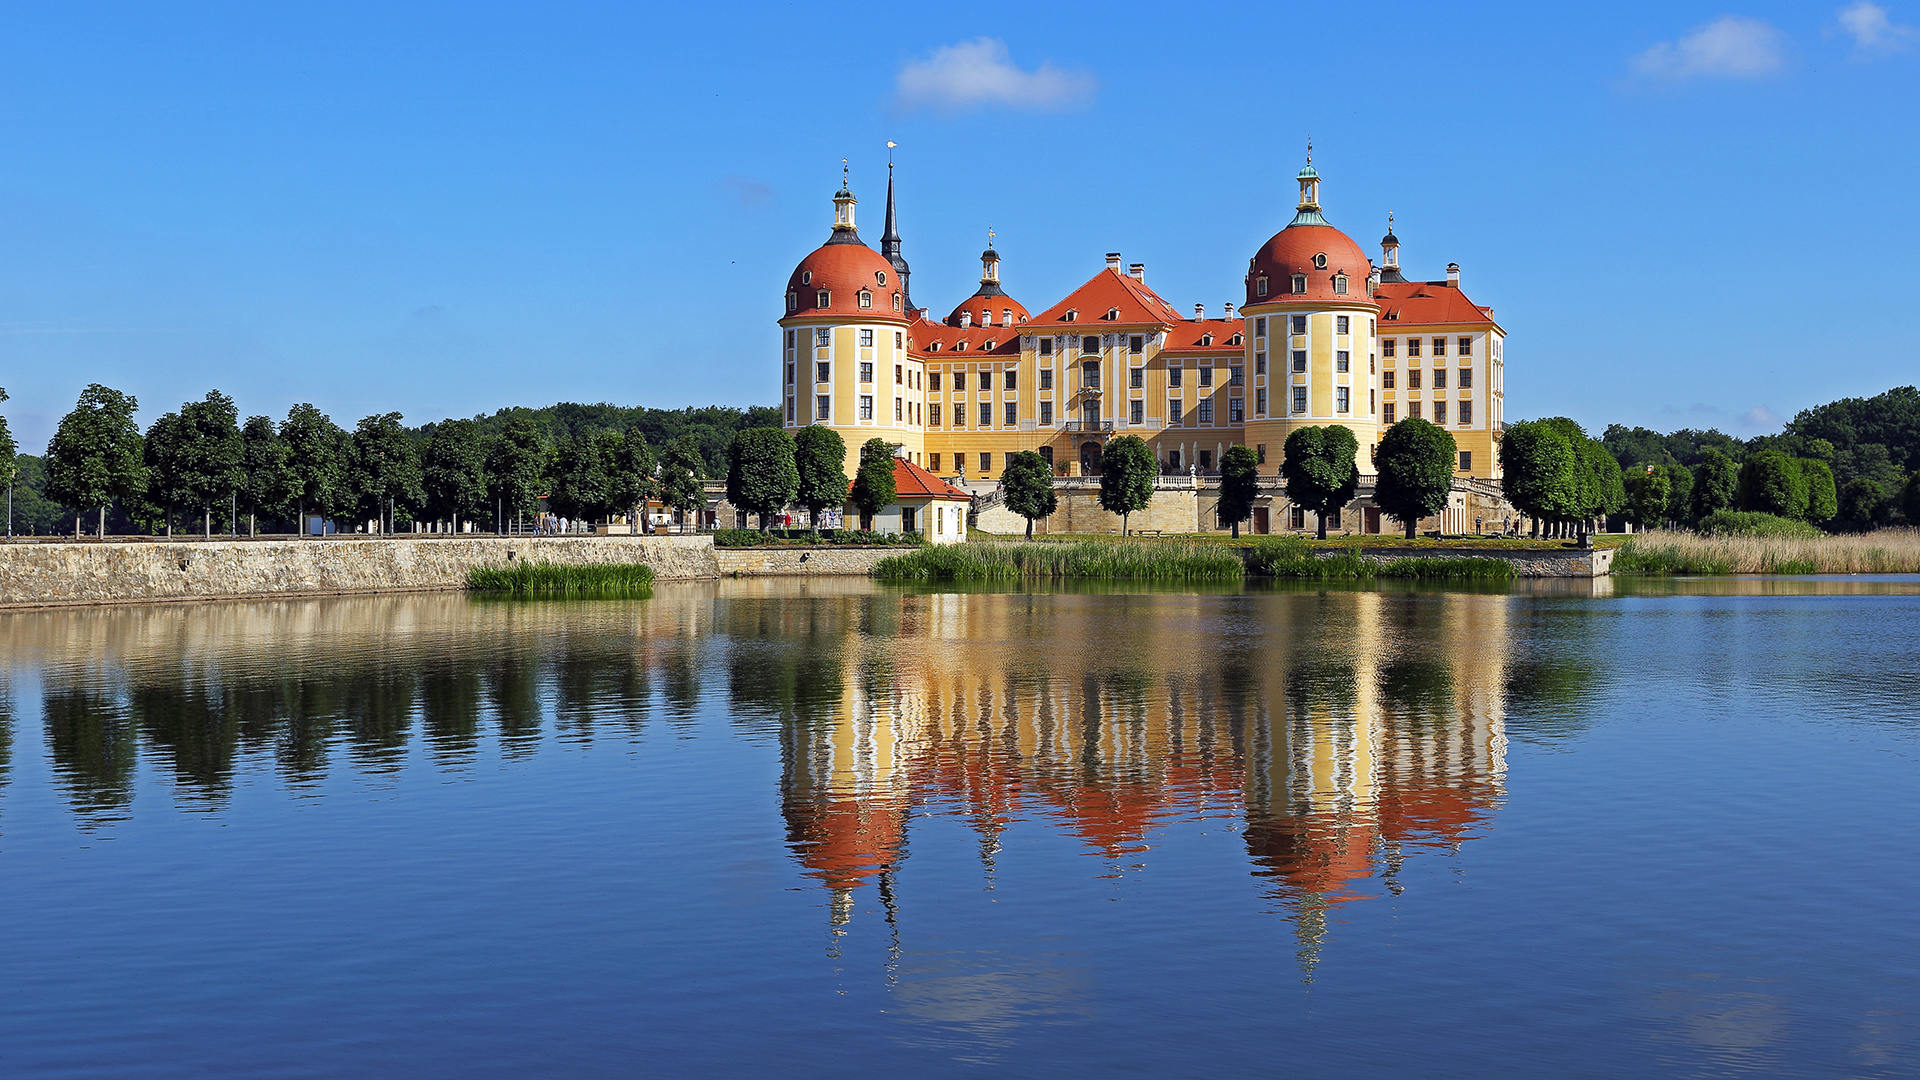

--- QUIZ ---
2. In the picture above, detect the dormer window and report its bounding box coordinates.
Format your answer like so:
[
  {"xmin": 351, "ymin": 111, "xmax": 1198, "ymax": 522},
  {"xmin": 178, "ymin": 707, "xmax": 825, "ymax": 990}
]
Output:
[
  {"xmin": 1002, "ymin": 309, "xmax": 1013, "ymax": 324},
  {"xmin": 1291, "ymin": 275, "xmax": 1307, "ymax": 294},
  {"xmin": 1018, "ymin": 314, "xmax": 1028, "ymax": 323},
  {"xmin": 786, "ymin": 292, "xmax": 797, "ymax": 313},
  {"xmin": 1065, "ymin": 309, "xmax": 1078, "ymax": 322},
  {"xmin": 858, "ymin": 290, "xmax": 873, "ymax": 309},
  {"xmin": 892, "ymin": 293, "xmax": 902, "ymax": 312},
  {"xmin": 985, "ymin": 340, "xmax": 996, "ymax": 350},
  {"xmin": 1313, "ymin": 253, "xmax": 1328, "ymax": 270},
  {"xmin": 817, "ymin": 290, "xmax": 830, "ymax": 307},
  {"xmin": 959, "ymin": 311, "xmax": 972, "ymax": 328},
  {"xmin": 875, "ymin": 271, "xmax": 887, "ymax": 285},
  {"xmin": 801, "ymin": 271, "xmax": 812, "ymax": 285},
  {"xmin": 1229, "ymin": 333, "xmax": 1243, "ymax": 346},
  {"xmin": 1256, "ymin": 277, "xmax": 1268, "ymax": 297},
  {"xmin": 1106, "ymin": 307, "xmax": 1120, "ymax": 320},
  {"xmin": 928, "ymin": 342, "xmax": 941, "ymax": 352},
  {"xmin": 1200, "ymin": 333, "xmax": 1214, "ymax": 346},
  {"xmin": 955, "ymin": 340, "xmax": 968, "ymax": 352},
  {"xmin": 979, "ymin": 310, "xmax": 991, "ymax": 326}
]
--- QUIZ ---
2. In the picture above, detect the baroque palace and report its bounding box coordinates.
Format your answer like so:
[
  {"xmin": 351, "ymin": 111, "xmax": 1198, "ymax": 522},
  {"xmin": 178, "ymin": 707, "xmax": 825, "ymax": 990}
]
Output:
[{"xmin": 779, "ymin": 155, "xmax": 1509, "ymax": 502}]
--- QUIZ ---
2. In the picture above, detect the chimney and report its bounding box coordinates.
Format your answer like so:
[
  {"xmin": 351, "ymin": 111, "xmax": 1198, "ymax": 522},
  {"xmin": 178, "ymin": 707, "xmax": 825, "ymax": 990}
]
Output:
[
  {"xmin": 959, "ymin": 310, "xmax": 972, "ymax": 328},
  {"xmin": 1446, "ymin": 262, "xmax": 1460, "ymax": 288},
  {"xmin": 1224, "ymin": 302, "xmax": 1236, "ymax": 320},
  {"xmin": 1128, "ymin": 263, "xmax": 1145, "ymax": 282},
  {"xmin": 1105, "ymin": 252, "xmax": 1122, "ymax": 271},
  {"xmin": 1193, "ymin": 303, "xmax": 1205, "ymax": 320}
]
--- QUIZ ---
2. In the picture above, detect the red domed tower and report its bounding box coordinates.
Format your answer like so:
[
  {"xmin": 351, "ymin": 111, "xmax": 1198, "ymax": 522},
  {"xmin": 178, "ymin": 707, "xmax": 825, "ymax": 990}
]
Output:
[
  {"xmin": 1240, "ymin": 152, "xmax": 1382, "ymax": 476},
  {"xmin": 779, "ymin": 166, "xmax": 927, "ymax": 474},
  {"xmin": 943, "ymin": 238, "xmax": 1030, "ymax": 330}
]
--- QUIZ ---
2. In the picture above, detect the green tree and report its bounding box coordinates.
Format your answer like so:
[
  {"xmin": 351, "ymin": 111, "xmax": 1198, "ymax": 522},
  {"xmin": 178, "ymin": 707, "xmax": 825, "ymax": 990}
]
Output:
[
  {"xmin": 1623, "ymin": 467, "xmax": 1672, "ymax": 529},
  {"xmin": 281, "ymin": 403, "xmax": 347, "ymax": 536},
  {"xmin": 1001, "ymin": 449, "xmax": 1058, "ymax": 539},
  {"xmin": 793, "ymin": 425, "xmax": 850, "ymax": 531},
  {"xmin": 240, "ymin": 415, "xmax": 290, "ymax": 535},
  {"xmin": 607, "ymin": 427, "xmax": 658, "ymax": 529},
  {"xmin": 1501, "ymin": 420, "xmax": 1579, "ymax": 537},
  {"xmin": 726, "ymin": 427, "xmax": 799, "ymax": 530},
  {"xmin": 848, "ymin": 437, "xmax": 899, "ymax": 529},
  {"xmin": 1373, "ymin": 418, "xmax": 1457, "ymax": 538},
  {"xmin": 174, "ymin": 391, "xmax": 245, "ymax": 537},
  {"xmin": 8, "ymin": 454, "xmax": 67, "ymax": 535},
  {"xmin": 1690, "ymin": 448, "xmax": 1738, "ymax": 521},
  {"xmin": 44, "ymin": 384, "xmax": 147, "ymax": 539},
  {"xmin": 1903, "ymin": 472, "xmax": 1920, "ymax": 526},
  {"xmin": 349, "ymin": 412, "xmax": 424, "ymax": 534},
  {"xmin": 1739, "ymin": 450, "xmax": 1808, "ymax": 520},
  {"xmin": 1280, "ymin": 426, "xmax": 1359, "ymax": 539},
  {"xmin": 1799, "ymin": 458, "xmax": 1838, "ymax": 524},
  {"xmin": 658, "ymin": 434, "xmax": 706, "ymax": 529},
  {"xmin": 1216, "ymin": 444, "xmax": 1260, "ymax": 537},
  {"xmin": 1581, "ymin": 439, "xmax": 1627, "ymax": 534},
  {"xmin": 1836, "ymin": 478, "xmax": 1886, "ymax": 531},
  {"xmin": 1662, "ymin": 462, "xmax": 1694, "ymax": 524},
  {"xmin": 1097, "ymin": 435, "xmax": 1156, "ymax": 536},
  {"xmin": 142, "ymin": 409, "xmax": 190, "ymax": 535},
  {"xmin": 0, "ymin": 389, "xmax": 15, "ymax": 537},
  {"xmin": 485, "ymin": 414, "xmax": 550, "ymax": 532},
  {"xmin": 422, "ymin": 418, "xmax": 490, "ymax": 530}
]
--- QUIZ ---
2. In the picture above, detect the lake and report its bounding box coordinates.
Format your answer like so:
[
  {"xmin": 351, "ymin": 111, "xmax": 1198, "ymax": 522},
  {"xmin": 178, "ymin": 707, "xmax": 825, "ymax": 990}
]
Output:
[{"xmin": 2, "ymin": 577, "xmax": 1917, "ymax": 1078}]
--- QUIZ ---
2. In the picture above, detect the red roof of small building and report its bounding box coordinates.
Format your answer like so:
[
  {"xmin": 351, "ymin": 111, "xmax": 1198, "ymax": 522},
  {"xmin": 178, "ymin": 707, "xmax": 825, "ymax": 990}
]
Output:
[
  {"xmin": 848, "ymin": 456, "xmax": 971, "ymax": 501},
  {"xmin": 1031, "ymin": 267, "xmax": 1184, "ymax": 327},
  {"xmin": 1372, "ymin": 280, "xmax": 1499, "ymax": 328}
]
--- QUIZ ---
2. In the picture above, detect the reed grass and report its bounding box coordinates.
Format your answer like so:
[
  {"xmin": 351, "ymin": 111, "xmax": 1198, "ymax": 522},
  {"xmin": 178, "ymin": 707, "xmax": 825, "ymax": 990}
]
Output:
[
  {"xmin": 466, "ymin": 560, "xmax": 656, "ymax": 596},
  {"xmin": 872, "ymin": 540, "xmax": 1245, "ymax": 582},
  {"xmin": 1616, "ymin": 528, "xmax": 1920, "ymax": 575},
  {"xmin": 1375, "ymin": 556, "xmax": 1516, "ymax": 581},
  {"xmin": 1243, "ymin": 538, "xmax": 1515, "ymax": 581}
]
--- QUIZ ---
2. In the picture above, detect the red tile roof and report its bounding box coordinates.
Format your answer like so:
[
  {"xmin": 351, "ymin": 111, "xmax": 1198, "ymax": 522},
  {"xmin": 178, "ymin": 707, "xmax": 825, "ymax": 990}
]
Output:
[
  {"xmin": 1373, "ymin": 281, "xmax": 1499, "ymax": 328},
  {"xmin": 1160, "ymin": 317, "xmax": 1245, "ymax": 353},
  {"xmin": 1030, "ymin": 267, "xmax": 1185, "ymax": 327},
  {"xmin": 910, "ymin": 311, "xmax": 1023, "ymax": 358},
  {"xmin": 850, "ymin": 456, "xmax": 971, "ymax": 501}
]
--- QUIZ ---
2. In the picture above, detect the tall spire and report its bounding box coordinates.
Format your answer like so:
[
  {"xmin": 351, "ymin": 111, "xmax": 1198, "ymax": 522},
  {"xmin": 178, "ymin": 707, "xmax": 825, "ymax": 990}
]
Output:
[{"xmin": 879, "ymin": 147, "xmax": 913, "ymax": 306}]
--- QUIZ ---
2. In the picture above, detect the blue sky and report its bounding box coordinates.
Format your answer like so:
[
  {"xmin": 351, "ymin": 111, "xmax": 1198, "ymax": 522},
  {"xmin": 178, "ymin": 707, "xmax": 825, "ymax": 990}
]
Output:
[{"xmin": 1, "ymin": 1, "xmax": 1916, "ymax": 449}]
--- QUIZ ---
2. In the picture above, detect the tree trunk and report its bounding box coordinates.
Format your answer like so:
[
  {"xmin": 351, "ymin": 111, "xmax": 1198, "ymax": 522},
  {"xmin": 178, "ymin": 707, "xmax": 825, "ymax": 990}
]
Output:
[
  {"xmin": 1317, "ymin": 512, "xmax": 1328, "ymax": 540},
  {"xmin": 251, "ymin": 513, "xmax": 256, "ymax": 537},
  {"xmin": 1405, "ymin": 517, "xmax": 1417, "ymax": 540},
  {"xmin": 298, "ymin": 501, "xmax": 305, "ymax": 539},
  {"xmin": 1026, "ymin": 517, "xmax": 1034, "ymax": 540},
  {"xmin": 1122, "ymin": 512, "xmax": 1129, "ymax": 537},
  {"xmin": 75, "ymin": 513, "xmax": 82, "ymax": 541},
  {"xmin": 99, "ymin": 505, "xmax": 107, "ymax": 540},
  {"xmin": 1231, "ymin": 522, "xmax": 1239, "ymax": 538},
  {"xmin": 204, "ymin": 509, "xmax": 211, "ymax": 539}
]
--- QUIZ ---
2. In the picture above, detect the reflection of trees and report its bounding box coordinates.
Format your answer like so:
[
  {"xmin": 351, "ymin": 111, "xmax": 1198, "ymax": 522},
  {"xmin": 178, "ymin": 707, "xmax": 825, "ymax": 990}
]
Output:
[
  {"xmin": 421, "ymin": 656, "xmax": 485, "ymax": 762},
  {"xmin": 131, "ymin": 681, "xmax": 242, "ymax": 803},
  {"xmin": 43, "ymin": 682, "xmax": 137, "ymax": 825}
]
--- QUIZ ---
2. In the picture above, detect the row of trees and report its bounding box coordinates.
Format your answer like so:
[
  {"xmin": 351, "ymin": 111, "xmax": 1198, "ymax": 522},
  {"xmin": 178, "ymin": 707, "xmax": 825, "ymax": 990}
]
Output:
[
  {"xmin": 20, "ymin": 384, "xmax": 716, "ymax": 538},
  {"xmin": 723, "ymin": 426, "xmax": 908, "ymax": 531},
  {"xmin": 1499, "ymin": 418, "xmax": 1625, "ymax": 539}
]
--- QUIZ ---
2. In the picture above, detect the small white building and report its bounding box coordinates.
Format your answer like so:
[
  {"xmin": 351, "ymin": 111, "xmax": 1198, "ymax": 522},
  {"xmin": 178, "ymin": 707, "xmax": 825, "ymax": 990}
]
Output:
[{"xmin": 846, "ymin": 457, "xmax": 972, "ymax": 544}]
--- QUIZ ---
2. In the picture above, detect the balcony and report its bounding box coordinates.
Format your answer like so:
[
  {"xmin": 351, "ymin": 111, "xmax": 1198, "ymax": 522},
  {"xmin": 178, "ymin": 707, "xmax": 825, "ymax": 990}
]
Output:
[{"xmin": 1064, "ymin": 420, "xmax": 1115, "ymax": 434}]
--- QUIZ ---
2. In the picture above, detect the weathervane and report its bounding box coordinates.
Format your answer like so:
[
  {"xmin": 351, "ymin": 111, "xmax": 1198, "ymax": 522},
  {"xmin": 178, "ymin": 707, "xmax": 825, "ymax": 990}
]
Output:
[
  {"xmin": 841, "ymin": 158, "xmax": 849, "ymax": 186},
  {"xmin": 886, "ymin": 140, "xmax": 896, "ymax": 167},
  {"xmin": 1306, "ymin": 136, "xmax": 1313, "ymax": 164},
  {"xmin": 987, "ymin": 225, "xmax": 995, "ymax": 248}
]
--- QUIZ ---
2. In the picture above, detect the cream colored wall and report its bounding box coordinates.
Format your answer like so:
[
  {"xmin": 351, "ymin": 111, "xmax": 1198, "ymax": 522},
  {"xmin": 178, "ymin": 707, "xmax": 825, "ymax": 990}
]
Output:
[
  {"xmin": 1377, "ymin": 321, "xmax": 1504, "ymax": 481},
  {"xmin": 780, "ymin": 315, "xmax": 926, "ymax": 475},
  {"xmin": 1239, "ymin": 300, "xmax": 1381, "ymax": 477}
]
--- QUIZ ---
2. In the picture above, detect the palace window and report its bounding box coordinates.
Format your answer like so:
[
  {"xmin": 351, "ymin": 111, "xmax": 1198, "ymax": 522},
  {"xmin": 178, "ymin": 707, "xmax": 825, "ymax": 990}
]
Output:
[
  {"xmin": 1200, "ymin": 450, "xmax": 1213, "ymax": 469},
  {"xmin": 954, "ymin": 341, "xmax": 967, "ymax": 352},
  {"xmin": 1129, "ymin": 335, "xmax": 1144, "ymax": 354},
  {"xmin": 1039, "ymin": 338, "xmax": 1054, "ymax": 356},
  {"xmin": 1256, "ymin": 443, "xmax": 1266, "ymax": 464},
  {"xmin": 1459, "ymin": 451, "xmax": 1472, "ymax": 472},
  {"xmin": 1292, "ymin": 350, "xmax": 1306, "ymax": 372},
  {"xmin": 1369, "ymin": 388, "xmax": 1375, "ymax": 414},
  {"xmin": 930, "ymin": 453, "xmax": 942, "ymax": 471},
  {"xmin": 1290, "ymin": 275, "xmax": 1307, "ymax": 294},
  {"xmin": 1337, "ymin": 316, "xmax": 1350, "ymax": 334},
  {"xmin": 979, "ymin": 453, "xmax": 990, "ymax": 472},
  {"xmin": 1313, "ymin": 253, "xmax": 1328, "ymax": 269},
  {"xmin": 895, "ymin": 398, "xmax": 903, "ymax": 421},
  {"xmin": 1198, "ymin": 399, "xmax": 1214, "ymax": 424},
  {"xmin": 858, "ymin": 290, "xmax": 872, "ymax": 309},
  {"xmin": 1383, "ymin": 338, "xmax": 1396, "ymax": 357},
  {"xmin": 786, "ymin": 397, "xmax": 794, "ymax": 422},
  {"xmin": 1407, "ymin": 337, "xmax": 1421, "ymax": 357},
  {"xmin": 1230, "ymin": 398, "xmax": 1244, "ymax": 422},
  {"xmin": 1255, "ymin": 352, "xmax": 1267, "ymax": 374},
  {"xmin": 1005, "ymin": 402, "xmax": 1017, "ymax": 425},
  {"xmin": 1384, "ymin": 403, "xmax": 1395, "ymax": 423},
  {"xmin": 1039, "ymin": 446, "xmax": 1053, "ymax": 468},
  {"xmin": 1333, "ymin": 275, "xmax": 1348, "ymax": 295},
  {"xmin": 1459, "ymin": 401, "xmax": 1473, "ymax": 425},
  {"xmin": 1434, "ymin": 369, "xmax": 1447, "ymax": 389},
  {"xmin": 1040, "ymin": 368, "xmax": 1053, "ymax": 390},
  {"xmin": 816, "ymin": 362, "xmax": 830, "ymax": 382},
  {"xmin": 816, "ymin": 395, "xmax": 830, "ymax": 420},
  {"xmin": 786, "ymin": 292, "xmax": 797, "ymax": 313},
  {"xmin": 1230, "ymin": 333, "xmax": 1243, "ymax": 346},
  {"xmin": 1256, "ymin": 277, "xmax": 1268, "ymax": 297},
  {"xmin": 1064, "ymin": 309, "xmax": 1078, "ymax": 322},
  {"xmin": 1459, "ymin": 368, "xmax": 1472, "ymax": 388},
  {"xmin": 801, "ymin": 271, "xmax": 812, "ymax": 285},
  {"xmin": 1169, "ymin": 368, "xmax": 1183, "ymax": 388},
  {"xmin": 1004, "ymin": 370, "xmax": 1017, "ymax": 390},
  {"xmin": 1292, "ymin": 386, "xmax": 1307, "ymax": 413},
  {"xmin": 859, "ymin": 362, "xmax": 873, "ymax": 383},
  {"xmin": 1255, "ymin": 389, "xmax": 1268, "ymax": 415},
  {"xmin": 930, "ymin": 372, "xmax": 942, "ymax": 391},
  {"xmin": 1336, "ymin": 387, "xmax": 1350, "ymax": 413},
  {"xmin": 978, "ymin": 371, "xmax": 991, "ymax": 390},
  {"xmin": 817, "ymin": 290, "xmax": 830, "ymax": 307},
  {"xmin": 1337, "ymin": 350, "xmax": 1350, "ymax": 372},
  {"xmin": 785, "ymin": 362, "xmax": 794, "ymax": 385},
  {"xmin": 1383, "ymin": 371, "xmax": 1395, "ymax": 388},
  {"xmin": 856, "ymin": 395, "xmax": 873, "ymax": 420},
  {"xmin": 1199, "ymin": 367, "xmax": 1213, "ymax": 387},
  {"xmin": 1168, "ymin": 451, "xmax": 1181, "ymax": 470},
  {"xmin": 895, "ymin": 331, "xmax": 903, "ymax": 349},
  {"xmin": 858, "ymin": 329, "xmax": 872, "ymax": 347},
  {"xmin": 1409, "ymin": 370, "xmax": 1422, "ymax": 389},
  {"xmin": 1291, "ymin": 315, "xmax": 1307, "ymax": 334},
  {"xmin": 1230, "ymin": 366, "xmax": 1244, "ymax": 386},
  {"xmin": 895, "ymin": 364, "xmax": 903, "ymax": 384},
  {"xmin": 892, "ymin": 293, "xmax": 902, "ymax": 312},
  {"xmin": 1458, "ymin": 337, "xmax": 1473, "ymax": 355},
  {"xmin": 1130, "ymin": 400, "xmax": 1144, "ymax": 423},
  {"xmin": 1433, "ymin": 401, "xmax": 1447, "ymax": 423},
  {"xmin": 1169, "ymin": 400, "xmax": 1183, "ymax": 425},
  {"xmin": 1082, "ymin": 361, "xmax": 1101, "ymax": 388},
  {"xmin": 1040, "ymin": 401, "xmax": 1053, "ymax": 424},
  {"xmin": 1433, "ymin": 337, "xmax": 1447, "ymax": 356},
  {"xmin": 929, "ymin": 403, "xmax": 941, "ymax": 426},
  {"xmin": 1082, "ymin": 336, "xmax": 1100, "ymax": 354},
  {"xmin": 979, "ymin": 402, "xmax": 991, "ymax": 427},
  {"xmin": 1130, "ymin": 368, "xmax": 1143, "ymax": 389},
  {"xmin": 1107, "ymin": 308, "xmax": 1120, "ymax": 320}
]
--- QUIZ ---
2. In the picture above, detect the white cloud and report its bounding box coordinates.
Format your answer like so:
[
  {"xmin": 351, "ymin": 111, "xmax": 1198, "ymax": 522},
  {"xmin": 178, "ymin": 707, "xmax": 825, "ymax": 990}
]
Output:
[
  {"xmin": 1742, "ymin": 405, "xmax": 1784, "ymax": 429},
  {"xmin": 895, "ymin": 39, "xmax": 1096, "ymax": 112},
  {"xmin": 1631, "ymin": 16, "xmax": 1789, "ymax": 80},
  {"xmin": 1837, "ymin": 1, "xmax": 1920, "ymax": 53}
]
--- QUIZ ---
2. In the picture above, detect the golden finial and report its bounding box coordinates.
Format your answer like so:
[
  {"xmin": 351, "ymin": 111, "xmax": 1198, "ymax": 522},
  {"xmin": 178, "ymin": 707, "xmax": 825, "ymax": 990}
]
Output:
[{"xmin": 987, "ymin": 225, "xmax": 996, "ymax": 247}]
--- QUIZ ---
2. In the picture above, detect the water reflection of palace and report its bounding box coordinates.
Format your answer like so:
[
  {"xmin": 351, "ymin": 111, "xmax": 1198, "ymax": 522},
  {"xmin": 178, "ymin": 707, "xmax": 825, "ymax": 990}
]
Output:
[{"xmin": 771, "ymin": 590, "xmax": 1512, "ymax": 967}]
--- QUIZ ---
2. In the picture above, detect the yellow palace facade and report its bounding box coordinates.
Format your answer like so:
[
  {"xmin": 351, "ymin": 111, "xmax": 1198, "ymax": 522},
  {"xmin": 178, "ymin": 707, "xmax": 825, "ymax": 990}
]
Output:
[{"xmin": 780, "ymin": 159, "xmax": 1508, "ymax": 484}]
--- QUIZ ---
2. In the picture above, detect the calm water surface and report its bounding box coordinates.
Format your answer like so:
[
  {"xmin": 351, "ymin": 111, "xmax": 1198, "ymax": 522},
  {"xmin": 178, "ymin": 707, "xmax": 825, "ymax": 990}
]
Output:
[{"xmin": 1, "ymin": 577, "xmax": 1917, "ymax": 1078}]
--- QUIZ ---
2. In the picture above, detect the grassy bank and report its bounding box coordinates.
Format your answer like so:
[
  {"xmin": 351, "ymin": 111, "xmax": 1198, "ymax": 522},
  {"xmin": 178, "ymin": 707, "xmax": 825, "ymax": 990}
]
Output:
[
  {"xmin": 872, "ymin": 540, "xmax": 1243, "ymax": 583},
  {"xmin": 1615, "ymin": 529, "xmax": 1920, "ymax": 575},
  {"xmin": 1246, "ymin": 538, "xmax": 1514, "ymax": 581},
  {"xmin": 466, "ymin": 560, "xmax": 656, "ymax": 596}
]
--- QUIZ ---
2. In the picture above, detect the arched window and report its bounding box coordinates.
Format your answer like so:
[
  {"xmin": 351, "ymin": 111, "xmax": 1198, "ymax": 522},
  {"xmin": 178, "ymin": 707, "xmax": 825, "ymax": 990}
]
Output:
[
  {"xmin": 858, "ymin": 290, "xmax": 873, "ymax": 309},
  {"xmin": 1064, "ymin": 309, "xmax": 1078, "ymax": 322},
  {"xmin": 1333, "ymin": 275, "xmax": 1348, "ymax": 295},
  {"xmin": 892, "ymin": 293, "xmax": 902, "ymax": 312}
]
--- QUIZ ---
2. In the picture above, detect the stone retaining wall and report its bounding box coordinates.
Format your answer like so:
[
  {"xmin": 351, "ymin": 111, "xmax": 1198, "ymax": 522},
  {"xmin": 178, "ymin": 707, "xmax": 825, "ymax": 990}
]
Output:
[
  {"xmin": 712, "ymin": 547, "xmax": 899, "ymax": 577},
  {"xmin": 0, "ymin": 536, "xmax": 720, "ymax": 608},
  {"xmin": 1357, "ymin": 546, "xmax": 1614, "ymax": 578}
]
